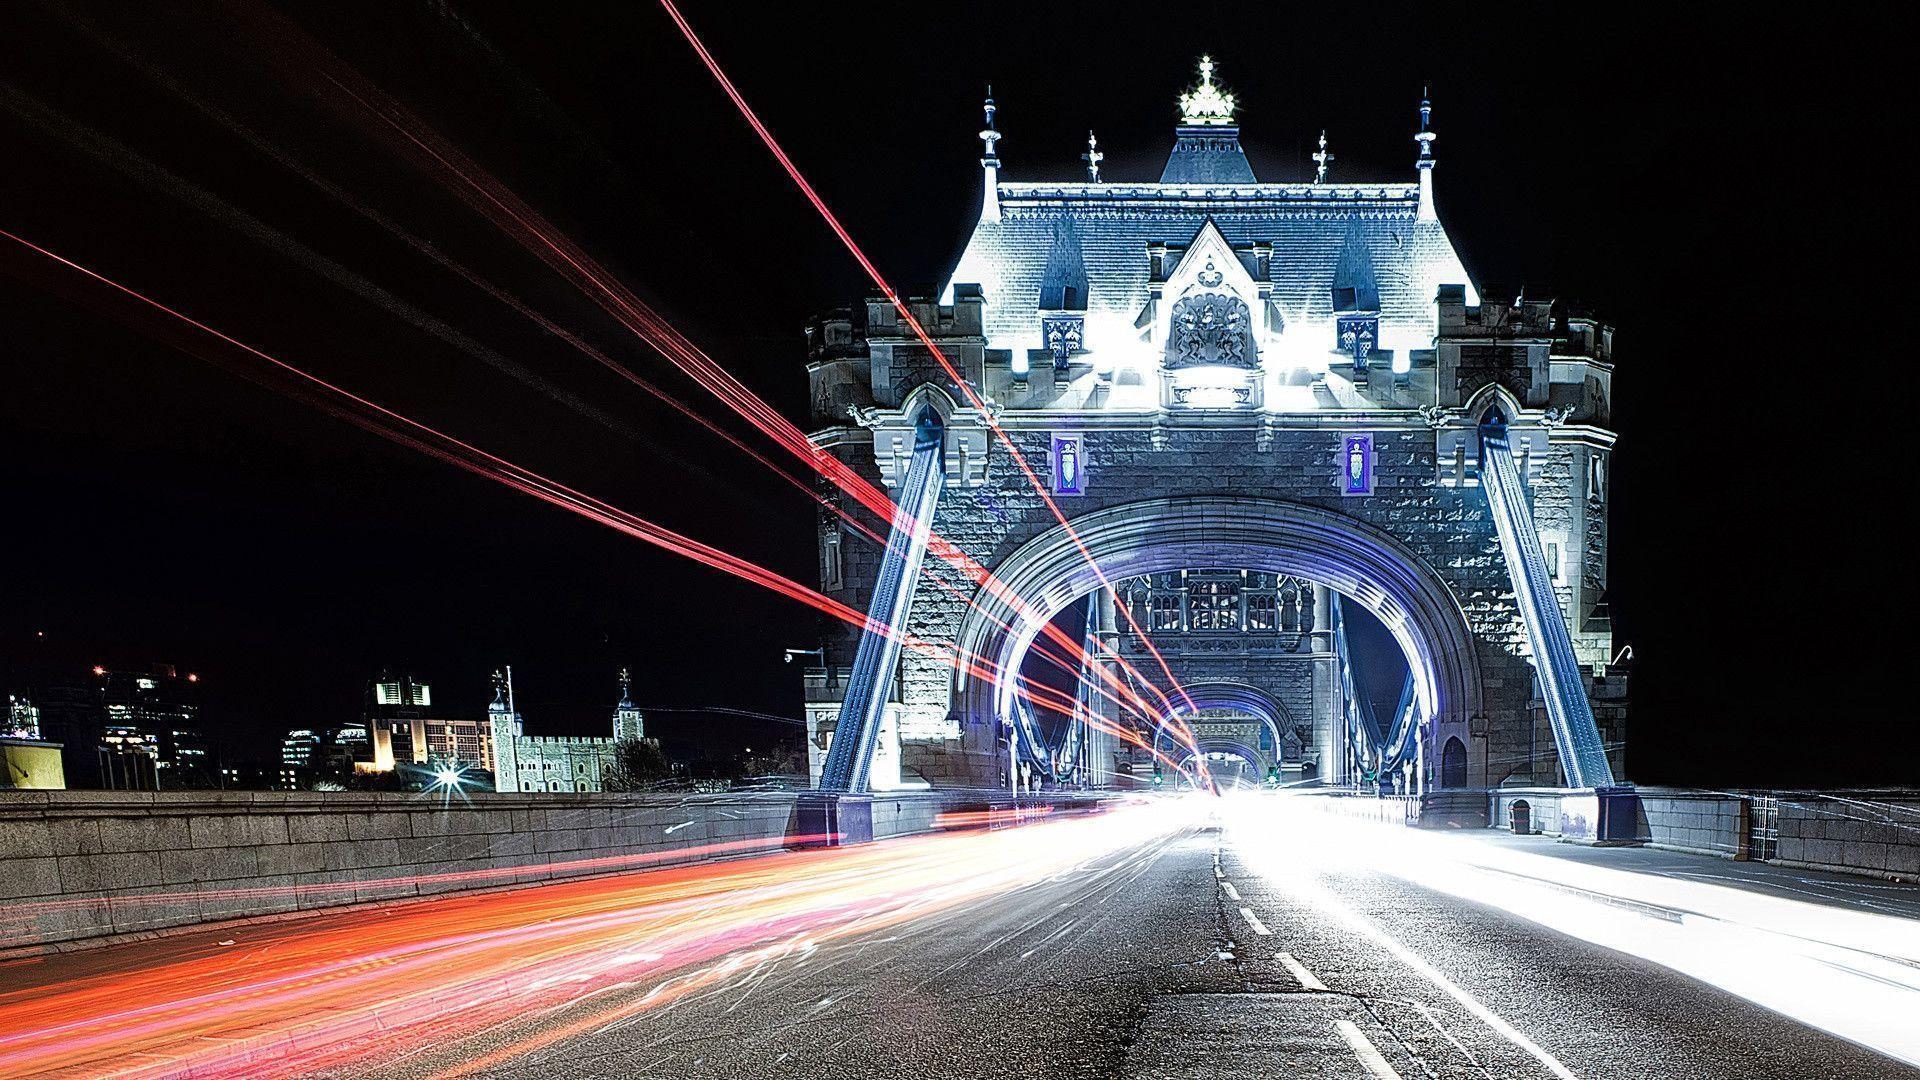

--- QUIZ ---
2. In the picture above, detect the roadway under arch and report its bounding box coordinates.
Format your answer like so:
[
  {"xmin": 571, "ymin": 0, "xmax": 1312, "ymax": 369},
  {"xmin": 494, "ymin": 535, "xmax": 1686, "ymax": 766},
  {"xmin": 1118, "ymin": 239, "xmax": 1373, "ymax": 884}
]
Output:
[{"xmin": 952, "ymin": 496, "xmax": 1485, "ymax": 785}]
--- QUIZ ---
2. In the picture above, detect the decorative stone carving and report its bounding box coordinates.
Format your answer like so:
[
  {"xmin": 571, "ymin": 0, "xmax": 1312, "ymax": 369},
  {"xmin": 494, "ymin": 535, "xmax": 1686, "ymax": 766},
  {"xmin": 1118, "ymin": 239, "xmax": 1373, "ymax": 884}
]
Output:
[{"xmin": 1166, "ymin": 292, "xmax": 1254, "ymax": 369}]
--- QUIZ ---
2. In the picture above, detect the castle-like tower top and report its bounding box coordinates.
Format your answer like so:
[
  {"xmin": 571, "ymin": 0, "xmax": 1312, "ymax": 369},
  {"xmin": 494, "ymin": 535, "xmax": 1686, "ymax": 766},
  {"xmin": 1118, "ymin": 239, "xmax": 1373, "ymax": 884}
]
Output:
[
  {"xmin": 941, "ymin": 60, "xmax": 1476, "ymax": 388},
  {"xmin": 1178, "ymin": 56, "xmax": 1237, "ymax": 127}
]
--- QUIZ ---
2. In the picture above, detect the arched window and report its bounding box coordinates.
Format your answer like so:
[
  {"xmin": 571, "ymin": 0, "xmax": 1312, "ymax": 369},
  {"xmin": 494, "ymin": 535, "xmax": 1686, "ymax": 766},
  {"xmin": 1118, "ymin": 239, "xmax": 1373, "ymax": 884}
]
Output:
[{"xmin": 1440, "ymin": 736, "xmax": 1468, "ymax": 788}]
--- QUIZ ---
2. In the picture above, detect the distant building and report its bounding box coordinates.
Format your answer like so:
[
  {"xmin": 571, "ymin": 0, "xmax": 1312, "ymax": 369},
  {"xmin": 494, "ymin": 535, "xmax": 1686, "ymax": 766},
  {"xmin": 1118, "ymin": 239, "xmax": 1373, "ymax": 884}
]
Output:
[
  {"xmin": 280, "ymin": 724, "xmax": 374, "ymax": 788},
  {"xmin": 279, "ymin": 729, "xmax": 323, "ymax": 789},
  {"xmin": 490, "ymin": 668, "xmax": 644, "ymax": 794},
  {"xmin": 332, "ymin": 723, "xmax": 372, "ymax": 772},
  {"xmin": 30, "ymin": 679, "xmax": 109, "ymax": 787},
  {"xmin": 364, "ymin": 672, "xmax": 493, "ymax": 774},
  {"xmin": 217, "ymin": 760, "xmax": 273, "ymax": 790},
  {"xmin": 5, "ymin": 693, "xmax": 42, "ymax": 740},
  {"xmin": 92, "ymin": 666, "xmax": 209, "ymax": 790},
  {"xmin": 2, "ymin": 694, "xmax": 64, "ymax": 790}
]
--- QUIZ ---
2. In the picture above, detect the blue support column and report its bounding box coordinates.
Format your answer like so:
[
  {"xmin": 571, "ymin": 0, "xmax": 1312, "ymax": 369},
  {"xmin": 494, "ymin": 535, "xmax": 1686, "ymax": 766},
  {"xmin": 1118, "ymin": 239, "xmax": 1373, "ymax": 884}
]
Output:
[
  {"xmin": 1479, "ymin": 419, "xmax": 1616, "ymax": 790},
  {"xmin": 818, "ymin": 409, "xmax": 947, "ymax": 794},
  {"xmin": 1331, "ymin": 594, "xmax": 1421, "ymax": 792},
  {"xmin": 1053, "ymin": 601, "xmax": 1101, "ymax": 782}
]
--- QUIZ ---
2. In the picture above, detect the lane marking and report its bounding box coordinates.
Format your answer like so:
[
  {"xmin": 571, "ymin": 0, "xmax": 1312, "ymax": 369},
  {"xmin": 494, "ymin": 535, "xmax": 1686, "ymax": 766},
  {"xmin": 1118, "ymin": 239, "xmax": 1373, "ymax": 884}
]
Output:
[
  {"xmin": 1277, "ymin": 951, "xmax": 1327, "ymax": 991},
  {"xmin": 1221, "ymin": 881, "xmax": 1242, "ymax": 901},
  {"xmin": 1228, "ymin": 823, "xmax": 1581, "ymax": 1080},
  {"xmin": 1278, "ymin": 873, "xmax": 1579, "ymax": 1079},
  {"xmin": 1414, "ymin": 1002, "xmax": 1483, "ymax": 1069},
  {"xmin": 1239, "ymin": 907, "xmax": 1272, "ymax": 936},
  {"xmin": 1336, "ymin": 1019, "xmax": 1404, "ymax": 1080}
]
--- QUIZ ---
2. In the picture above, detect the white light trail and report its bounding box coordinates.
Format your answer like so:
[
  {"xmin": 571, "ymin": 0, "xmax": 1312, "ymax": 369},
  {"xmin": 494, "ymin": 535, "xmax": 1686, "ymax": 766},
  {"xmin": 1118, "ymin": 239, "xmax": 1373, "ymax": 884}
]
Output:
[{"xmin": 1225, "ymin": 793, "xmax": 1920, "ymax": 1071}]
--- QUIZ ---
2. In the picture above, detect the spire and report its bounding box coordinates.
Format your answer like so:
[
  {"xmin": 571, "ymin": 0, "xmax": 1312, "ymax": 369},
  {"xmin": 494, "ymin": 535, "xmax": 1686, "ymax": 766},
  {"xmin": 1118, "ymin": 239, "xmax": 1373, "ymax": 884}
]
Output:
[
  {"xmin": 1162, "ymin": 57, "xmax": 1255, "ymax": 183},
  {"xmin": 1178, "ymin": 55, "xmax": 1236, "ymax": 126},
  {"xmin": 978, "ymin": 88, "xmax": 1002, "ymax": 223},
  {"xmin": 612, "ymin": 667, "xmax": 643, "ymax": 741},
  {"xmin": 1312, "ymin": 129, "xmax": 1334, "ymax": 184},
  {"xmin": 1082, "ymin": 130, "xmax": 1104, "ymax": 183},
  {"xmin": 1415, "ymin": 88, "xmax": 1437, "ymax": 221}
]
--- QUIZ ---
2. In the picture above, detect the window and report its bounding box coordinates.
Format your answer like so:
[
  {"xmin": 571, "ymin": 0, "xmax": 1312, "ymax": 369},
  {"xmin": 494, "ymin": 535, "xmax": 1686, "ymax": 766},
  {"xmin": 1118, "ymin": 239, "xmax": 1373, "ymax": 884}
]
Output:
[
  {"xmin": 820, "ymin": 525, "xmax": 843, "ymax": 591},
  {"xmin": 1545, "ymin": 541, "xmax": 1561, "ymax": 580},
  {"xmin": 1587, "ymin": 455, "xmax": 1607, "ymax": 504},
  {"xmin": 1245, "ymin": 591, "xmax": 1277, "ymax": 631},
  {"xmin": 1187, "ymin": 579, "xmax": 1241, "ymax": 632},
  {"xmin": 1150, "ymin": 592, "xmax": 1184, "ymax": 633}
]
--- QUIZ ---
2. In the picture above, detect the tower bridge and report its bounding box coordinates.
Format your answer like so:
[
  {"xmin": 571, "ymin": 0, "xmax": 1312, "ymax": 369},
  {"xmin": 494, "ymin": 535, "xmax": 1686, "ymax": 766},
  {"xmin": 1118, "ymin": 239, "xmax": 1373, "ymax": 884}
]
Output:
[{"xmin": 803, "ymin": 59, "xmax": 1628, "ymax": 812}]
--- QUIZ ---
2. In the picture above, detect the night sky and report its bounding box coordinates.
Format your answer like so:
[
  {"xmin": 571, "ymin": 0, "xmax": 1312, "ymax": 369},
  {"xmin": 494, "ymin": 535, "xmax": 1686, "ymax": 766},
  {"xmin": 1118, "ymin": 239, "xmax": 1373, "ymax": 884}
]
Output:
[{"xmin": 0, "ymin": 3, "xmax": 1900, "ymax": 784}]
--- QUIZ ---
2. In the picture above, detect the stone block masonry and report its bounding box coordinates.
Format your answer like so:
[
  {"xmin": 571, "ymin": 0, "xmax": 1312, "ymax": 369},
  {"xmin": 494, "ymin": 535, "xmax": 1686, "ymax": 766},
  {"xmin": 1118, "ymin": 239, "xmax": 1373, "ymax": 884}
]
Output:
[
  {"xmin": 0, "ymin": 788, "xmax": 1102, "ymax": 953},
  {"xmin": 1487, "ymin": 787, "xmax": 1920, "ymax": 883}
]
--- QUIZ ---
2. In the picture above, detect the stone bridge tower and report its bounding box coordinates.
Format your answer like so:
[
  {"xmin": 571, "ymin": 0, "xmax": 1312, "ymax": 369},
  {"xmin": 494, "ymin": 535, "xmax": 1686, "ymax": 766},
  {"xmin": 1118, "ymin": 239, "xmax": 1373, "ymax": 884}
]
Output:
[{"xmin": 802, "ymin": 60, "xmax": 1625, "ymax": 802}]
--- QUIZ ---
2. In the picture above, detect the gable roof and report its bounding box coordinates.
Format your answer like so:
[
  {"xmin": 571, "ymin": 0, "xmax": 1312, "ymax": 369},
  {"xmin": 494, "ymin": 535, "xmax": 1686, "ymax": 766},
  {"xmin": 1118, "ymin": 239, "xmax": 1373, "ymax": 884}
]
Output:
[{"xmin": 945, "ymin": 182, "xmax": 1477, "ymax": 354}]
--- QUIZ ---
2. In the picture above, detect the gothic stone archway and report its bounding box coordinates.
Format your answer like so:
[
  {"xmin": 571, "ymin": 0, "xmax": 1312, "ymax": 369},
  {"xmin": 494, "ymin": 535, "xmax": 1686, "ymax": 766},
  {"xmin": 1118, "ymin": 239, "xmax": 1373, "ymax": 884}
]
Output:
[{"xmin": 936, "ymin": 496, "xmax": 1486, "ymax": 789}]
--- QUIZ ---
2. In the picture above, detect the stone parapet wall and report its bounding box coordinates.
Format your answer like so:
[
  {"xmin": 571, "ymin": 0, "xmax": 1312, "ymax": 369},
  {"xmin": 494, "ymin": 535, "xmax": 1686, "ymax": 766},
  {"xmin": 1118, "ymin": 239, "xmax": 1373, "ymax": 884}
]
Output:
[
  {"xmin": 1768, "ymin": 791, "xmax": 1920, "ymax": 882},
  {"xmin": 1489, "ymin": 787, "xmax": 1920, "ymax": 883},
  {"xmin": 0, "ymin": 788, "xmax": 1102, "ymax": 953}
]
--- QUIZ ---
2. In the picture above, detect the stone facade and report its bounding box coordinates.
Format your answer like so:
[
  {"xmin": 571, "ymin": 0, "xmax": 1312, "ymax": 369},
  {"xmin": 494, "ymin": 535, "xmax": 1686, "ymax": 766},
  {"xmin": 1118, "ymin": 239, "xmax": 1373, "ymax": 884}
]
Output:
[
  {"xmin": 804, "ymin": 61, "xmax": 1624, "ymax": 794},
  {"xmin": 489, "ymin": 671, "xmax": 645, "ymax": 794}
]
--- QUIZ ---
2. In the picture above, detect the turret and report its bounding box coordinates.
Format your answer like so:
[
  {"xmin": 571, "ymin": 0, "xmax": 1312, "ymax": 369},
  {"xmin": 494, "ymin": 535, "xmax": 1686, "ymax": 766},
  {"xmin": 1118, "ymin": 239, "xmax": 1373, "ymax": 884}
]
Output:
[
  {"xmin": 487, "ymin": 667, "xmax": 521, "ymax": 792},
  {"xmin": 613, "ymin": 667, "xmax": 645, "ymax": 742}
]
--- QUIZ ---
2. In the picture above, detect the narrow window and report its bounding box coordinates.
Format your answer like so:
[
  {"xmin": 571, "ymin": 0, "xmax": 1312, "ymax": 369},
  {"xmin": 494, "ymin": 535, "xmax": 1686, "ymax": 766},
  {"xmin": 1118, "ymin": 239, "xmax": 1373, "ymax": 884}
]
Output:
[{"xmin": 820, "ymin": 525, "xmax": 844, "ymax": 591}]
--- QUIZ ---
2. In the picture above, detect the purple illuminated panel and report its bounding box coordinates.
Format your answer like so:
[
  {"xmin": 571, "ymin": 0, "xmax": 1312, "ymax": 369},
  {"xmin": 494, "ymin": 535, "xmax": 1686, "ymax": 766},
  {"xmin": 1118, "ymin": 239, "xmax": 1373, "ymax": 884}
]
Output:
[
  {"xmin": 1051, "ymin": 433, "xmax": 1086, "ymax": 495},
  {"xmin": 1340, "ymin": 433, "xmax": 1373, "ymax": 496}
]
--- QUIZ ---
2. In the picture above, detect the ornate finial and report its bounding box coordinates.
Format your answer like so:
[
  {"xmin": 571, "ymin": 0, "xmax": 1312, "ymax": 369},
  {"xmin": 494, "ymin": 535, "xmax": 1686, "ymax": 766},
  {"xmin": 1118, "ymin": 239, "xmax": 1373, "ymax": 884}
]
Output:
[
  {"xmin": 1312, "ymin": 129, "xmax": 1334, "ymax": 184},
  {"xmin": 1082, "ymin": 130, "xmax": 1104, "ymax": 183},
  {"xmin": 490, "ymin": 668, "xmax": 507, "ymax": 705},
  {"xmin": 1415, "ymin": 87, "xmax": 1438, "ymax": 221},
  {"xmin": 1415, "ymin": 87, "xmax": 1435, "ymax": 169},
  {"xmin": 1178, "ymin": 55, "xmax": 1236, "ymax": 127},
  {"xmin": 617, "ymin": 666, "xmax": 632, "ymax": 702},
  {"xmin": 979, "ymin": 87, "xmax": 1001, "ymax": 164}
]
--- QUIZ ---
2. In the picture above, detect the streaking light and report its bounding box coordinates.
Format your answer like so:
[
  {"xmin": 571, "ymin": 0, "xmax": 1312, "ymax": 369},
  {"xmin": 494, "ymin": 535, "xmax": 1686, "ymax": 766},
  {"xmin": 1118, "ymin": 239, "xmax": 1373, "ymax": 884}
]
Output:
[{"xmin": 1224, "ymin": 793, "xmax": 1920, "ymax": 1070}]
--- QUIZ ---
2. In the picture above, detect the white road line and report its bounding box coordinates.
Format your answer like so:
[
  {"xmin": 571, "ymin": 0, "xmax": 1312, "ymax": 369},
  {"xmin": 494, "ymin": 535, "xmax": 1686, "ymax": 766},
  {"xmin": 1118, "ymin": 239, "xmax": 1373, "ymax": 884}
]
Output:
[
  {"xmin": 1414, "ymin": 1002, "xmax": 1483, "ymax": 1069},
  {"xmin": 1286, "ymin": 876, "xmax": 1579, "ymax": 1080},
  {"xmin": 1336, "ymin": 1019, "xmax": 1405, "ymax": 1080},
  {"xmin": 1238, "ymin": 906, "xmax": 1272, "ymax": 936},
  {"xmin": 1221, "ymin": 881, "xmax": 1242, "ymax": 901},
  {"xmin": 1277, "ymin": 951, "xmax": 1327, "ymax": 991}
]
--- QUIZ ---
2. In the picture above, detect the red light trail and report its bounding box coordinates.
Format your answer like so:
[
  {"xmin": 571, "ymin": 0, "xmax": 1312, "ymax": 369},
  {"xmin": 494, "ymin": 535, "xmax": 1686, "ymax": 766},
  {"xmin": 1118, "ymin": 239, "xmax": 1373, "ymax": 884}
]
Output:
[
  {"xmin": 654, "ymin": 0, "xmax": 1209, "ymax": 776},
  {"xmin": 198, "ymin": 0, "xmax": 1203, "ymax": 757},
  {"xmin": 0, "ymin": 802, "xmax": 1193, "ymax": 1078},
  {"xmin": 0, "ymin": 227, "xmax": 1196, "ymax": 784},
  {"xmin": 24, "ymin": 0, "xmax": 1206, "ymax": 761}
]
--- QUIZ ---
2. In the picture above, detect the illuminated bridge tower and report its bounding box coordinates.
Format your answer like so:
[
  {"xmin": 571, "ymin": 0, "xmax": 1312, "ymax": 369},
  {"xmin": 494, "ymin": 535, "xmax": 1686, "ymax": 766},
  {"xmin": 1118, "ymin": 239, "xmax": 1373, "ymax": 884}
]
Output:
[{"xmin": 803, "ymin": 59, "xmax": 1625, "ymax": 810}]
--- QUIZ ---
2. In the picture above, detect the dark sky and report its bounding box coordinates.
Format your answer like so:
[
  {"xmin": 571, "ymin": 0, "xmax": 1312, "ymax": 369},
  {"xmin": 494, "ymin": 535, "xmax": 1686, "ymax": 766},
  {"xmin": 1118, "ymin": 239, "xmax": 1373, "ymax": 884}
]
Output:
[{"xmin": 0, "ymin": 3, "xmax": 1901, "ymax": 784}]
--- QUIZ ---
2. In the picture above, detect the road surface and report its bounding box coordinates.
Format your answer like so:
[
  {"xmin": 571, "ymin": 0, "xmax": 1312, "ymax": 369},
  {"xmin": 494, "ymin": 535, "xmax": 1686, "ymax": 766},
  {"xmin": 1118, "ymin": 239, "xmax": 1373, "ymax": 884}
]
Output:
[{"xmin": 2, "ymin": 796, "xmax": 1915, "ymax": 1078}]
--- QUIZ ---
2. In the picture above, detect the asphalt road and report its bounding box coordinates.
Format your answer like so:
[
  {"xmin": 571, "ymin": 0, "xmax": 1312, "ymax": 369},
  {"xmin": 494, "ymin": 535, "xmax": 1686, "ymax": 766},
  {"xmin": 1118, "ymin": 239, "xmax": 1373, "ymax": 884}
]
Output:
[
  {"xmin": 406, "ymin": 817, "xmax": 1916, "ymax": 1079},
  {"xmin": 5, "ymin": 802, "xmax": 1915, "ymax": 1079}
]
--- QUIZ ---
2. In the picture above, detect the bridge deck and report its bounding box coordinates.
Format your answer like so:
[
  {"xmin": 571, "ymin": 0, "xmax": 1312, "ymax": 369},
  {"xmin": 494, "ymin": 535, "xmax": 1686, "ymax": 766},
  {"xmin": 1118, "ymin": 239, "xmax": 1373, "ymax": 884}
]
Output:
[{"xmin": 3, "ymin": 797, "xmax": 1914, "ymax": 1077}]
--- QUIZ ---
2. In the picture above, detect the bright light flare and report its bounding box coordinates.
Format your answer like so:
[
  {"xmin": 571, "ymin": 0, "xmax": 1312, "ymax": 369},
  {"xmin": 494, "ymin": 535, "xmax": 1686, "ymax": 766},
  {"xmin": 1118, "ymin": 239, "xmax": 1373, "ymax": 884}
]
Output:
[{"xmin": 1221, "ymin": 793, "xmax": 1920, "ymax": 1070}]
